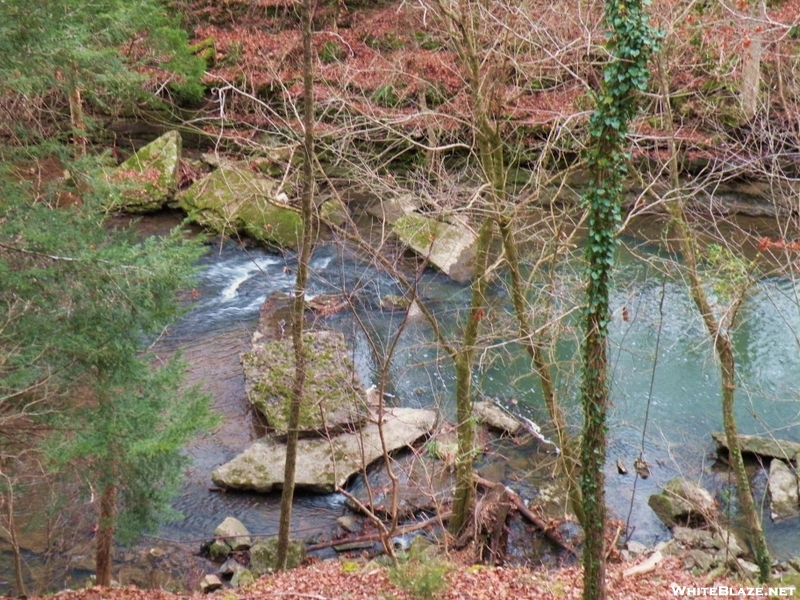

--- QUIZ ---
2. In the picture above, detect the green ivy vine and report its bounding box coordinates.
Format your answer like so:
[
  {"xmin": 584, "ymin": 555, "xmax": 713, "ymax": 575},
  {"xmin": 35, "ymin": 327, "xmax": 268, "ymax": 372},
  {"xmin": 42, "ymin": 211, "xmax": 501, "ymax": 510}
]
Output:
[{"xmin": 579, "ymin": 0, "xmax": 659, "ymax": 599}]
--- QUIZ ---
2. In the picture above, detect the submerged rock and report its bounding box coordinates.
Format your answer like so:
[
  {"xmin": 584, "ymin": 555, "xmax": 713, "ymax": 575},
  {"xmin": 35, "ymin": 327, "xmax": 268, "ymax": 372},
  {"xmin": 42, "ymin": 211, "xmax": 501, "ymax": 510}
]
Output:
[
  {"xmin": 211, "ymin": 407, "xmax": 438, "ymax": 493},
  {"xmin": 111, "ymin": 130, "xmax": 181, "ymax": 212},
  {"xmin": 392, "ymin": 214, "xmax": 477, "ymax": 283},
  {"xmin": 178, "ymin": 167, "xmax": 301, "ymax": 248},
  {"xmin": 768, "ymin": 458, "xmax": 799, "ymax": 521},
  {"xmin": 712, "ymin": 432, "xmax": 800, "ymax": 462},
  {"xmin": 250, "ymin": 538, "xmax": 306, "ymax": 574},
  {"xmin": 242, "ymin": 330, "xmax": 368, "ymax": 437},
  {"xmin": 648, "ymin": 478, "xmax": 716, "ymax": 527}
]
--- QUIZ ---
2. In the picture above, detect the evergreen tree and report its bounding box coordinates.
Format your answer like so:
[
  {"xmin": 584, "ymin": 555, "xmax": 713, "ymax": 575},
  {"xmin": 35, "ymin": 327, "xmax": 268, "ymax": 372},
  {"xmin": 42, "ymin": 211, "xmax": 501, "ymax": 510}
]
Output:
[
  {"xmin": 0, "ymin": 0, "xmax": 204, "ymax": 139},
  {"xmin": 0, "ymin": 164, "xmax": 214, "ymax": 586}
]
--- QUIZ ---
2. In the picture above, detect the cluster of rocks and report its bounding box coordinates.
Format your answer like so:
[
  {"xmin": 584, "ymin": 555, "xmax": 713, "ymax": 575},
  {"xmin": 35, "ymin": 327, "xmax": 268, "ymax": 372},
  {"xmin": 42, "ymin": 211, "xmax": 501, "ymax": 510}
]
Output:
[
  {"xmin": 211, "ymin": 292, "xmax": 439, "ymax": 494},
  {"xmin": 711, "ymin": 432, "xmax": 800, "ymax": 521},
  {"xmin": 109, "ymin": 132, "xmax": 479, "ymax": 283},
  {"xmin": 200, "ymin": 517, "xmax": 306, "ymax": 593},
  {"xmin": 644, "ymin": 432, "xmax": 800, "ymax": 577}
]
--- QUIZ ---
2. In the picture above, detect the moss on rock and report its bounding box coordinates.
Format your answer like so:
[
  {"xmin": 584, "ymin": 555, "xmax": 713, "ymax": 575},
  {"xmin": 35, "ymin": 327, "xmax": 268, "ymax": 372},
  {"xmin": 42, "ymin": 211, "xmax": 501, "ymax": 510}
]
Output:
[
  {"xmin": 178, "ymin": 167, "xmax": 302, "ymax": 249},
  {"xmin": 249, "ymin": 538, "xmax": 306, "ymax": 574},
  {"xmin": 242, "ymin": 331, "xmax": 367, "ymax": 436},
  {"xmin": 391, "ymin": 213, "xmax": 477, "ymax": 283},
  {"xmin": 110, "ymin": 130, "xmax": 181, "ymax": 212}
]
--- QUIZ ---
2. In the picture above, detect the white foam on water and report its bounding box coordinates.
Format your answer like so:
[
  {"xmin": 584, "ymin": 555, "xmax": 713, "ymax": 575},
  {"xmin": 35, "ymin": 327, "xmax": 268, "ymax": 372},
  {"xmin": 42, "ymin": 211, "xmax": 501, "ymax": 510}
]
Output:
[{"xmin": 206, "ymin": 256, "xmax": 282, "ymax": 299}]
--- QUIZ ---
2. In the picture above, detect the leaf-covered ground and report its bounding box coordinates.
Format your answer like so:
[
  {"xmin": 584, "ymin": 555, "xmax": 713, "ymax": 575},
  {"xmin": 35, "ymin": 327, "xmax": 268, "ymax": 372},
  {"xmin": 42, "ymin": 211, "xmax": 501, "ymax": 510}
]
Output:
[{"xmin": 34, "ymin": 556, "xmax": 745, "ymax": 600}]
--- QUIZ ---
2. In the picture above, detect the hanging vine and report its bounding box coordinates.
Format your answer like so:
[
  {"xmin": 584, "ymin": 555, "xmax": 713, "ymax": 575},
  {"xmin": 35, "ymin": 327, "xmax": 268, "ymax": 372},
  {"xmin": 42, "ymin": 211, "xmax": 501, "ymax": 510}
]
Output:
[{"xmin": 579, "ymin": 0, "xmax": 659, "ymax": 598}]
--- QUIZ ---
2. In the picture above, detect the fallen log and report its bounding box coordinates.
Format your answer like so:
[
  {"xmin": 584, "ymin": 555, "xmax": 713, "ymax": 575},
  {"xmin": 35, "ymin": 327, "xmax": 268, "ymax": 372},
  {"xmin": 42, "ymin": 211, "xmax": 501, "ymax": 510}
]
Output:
[{"xmin": 474, "ymin": 474, "xmax": 578, "ymax": 558}]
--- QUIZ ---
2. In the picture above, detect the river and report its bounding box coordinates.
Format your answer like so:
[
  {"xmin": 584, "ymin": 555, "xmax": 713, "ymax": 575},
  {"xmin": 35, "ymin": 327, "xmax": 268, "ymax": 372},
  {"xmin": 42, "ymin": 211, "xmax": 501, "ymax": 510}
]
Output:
[{"xmin": 1, "ymin": 212, "xmax": 797, "ymax": 592}]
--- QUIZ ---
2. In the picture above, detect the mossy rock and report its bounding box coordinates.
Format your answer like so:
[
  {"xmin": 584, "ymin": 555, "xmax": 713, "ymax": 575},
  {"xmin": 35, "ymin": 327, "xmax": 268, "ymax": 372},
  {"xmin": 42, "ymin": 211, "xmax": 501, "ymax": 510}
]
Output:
[
  {"xmin": 110, "ymin": 130, "xmax": 181, "ymax": 212},
  {"xmin": 648, "ymin": 478, "xmax": 716, "ymax": 527},
  {"xmin": 178, "ymin": 167, "xmax": 301, "ymax": 249},
  {"xmin": 249, "ymin": 538, "xmax": 306, "ymax": 574},
  {"xmin": 391, "ymin": 214, "xmax": 477, "ymax": 283},
  {"xmin": 319, "ymin": 197, "xmax": 349, "ymax": 227},
  {"xmin": 231, "ymin": 568, "xmax": 256, "ymax": 588},
  {"xmin": 211, "ymin": 407, "xmax": 439, "ymax": 493},
  {"xmin": 208, "ymin": 539, "xmax": 232, "ymax": 561},
  {"xmin": 241, "ymin": 330, "xmax": 367, "ymax": 437}
]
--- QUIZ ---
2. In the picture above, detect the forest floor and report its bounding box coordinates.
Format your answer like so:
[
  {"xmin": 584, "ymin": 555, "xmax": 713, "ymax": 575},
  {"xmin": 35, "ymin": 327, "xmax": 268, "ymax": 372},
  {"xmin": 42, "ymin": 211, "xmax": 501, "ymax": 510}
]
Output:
[{"xmin": 30, "ymin": 554, "xmax": 753, "ymax": 600}]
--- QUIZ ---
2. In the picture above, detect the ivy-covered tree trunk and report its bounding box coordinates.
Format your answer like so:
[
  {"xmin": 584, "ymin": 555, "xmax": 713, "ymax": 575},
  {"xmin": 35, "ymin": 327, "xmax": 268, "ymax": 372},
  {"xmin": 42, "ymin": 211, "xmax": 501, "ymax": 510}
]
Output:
[
  {"xmin": 276, "ymin": 0, "xmax": 315, "ymax": 569},
  {"xmin": 578, "ymin": 1, "xmax": 657, "ymax": 598}
]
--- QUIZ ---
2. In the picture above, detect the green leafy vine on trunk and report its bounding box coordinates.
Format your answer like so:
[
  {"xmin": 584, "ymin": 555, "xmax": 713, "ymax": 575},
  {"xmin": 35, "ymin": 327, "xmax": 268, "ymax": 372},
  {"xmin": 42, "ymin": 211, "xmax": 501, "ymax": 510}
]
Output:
[{"xmin": 579, "ymin": 1, "xmax": 659, "ymax": 598}]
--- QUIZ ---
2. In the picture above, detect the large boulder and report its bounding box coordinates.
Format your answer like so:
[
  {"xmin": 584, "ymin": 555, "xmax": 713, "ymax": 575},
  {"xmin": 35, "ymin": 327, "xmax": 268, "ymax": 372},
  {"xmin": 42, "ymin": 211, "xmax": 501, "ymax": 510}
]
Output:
[
  {"xmin": 648, "ymin": 478, "xmax": 716, "ymax": 527},
  {"xmin": 111, "ymin": 130, "xmax": 181, "ymax": 212},
  {"xmin": 391, "ymin": 214, "xmax": 477, "ymax": 283},
  {"xmin": 178, "ymin": 167, "xmax": 302, "ymax": 249},
  {"xmin": 211, "ymin": 408, "xmax": 438, "ymax": 493},
  {"xmin": 712, "ymin": 432, "xmax": 800, "ymax": 462},
  {"xmin": 242, "ymin": 330, "xmax": 368, "ymax": 437},
  {"xmin": 768, "ymin": 459, "xmax": 799, "ymax": 521}
]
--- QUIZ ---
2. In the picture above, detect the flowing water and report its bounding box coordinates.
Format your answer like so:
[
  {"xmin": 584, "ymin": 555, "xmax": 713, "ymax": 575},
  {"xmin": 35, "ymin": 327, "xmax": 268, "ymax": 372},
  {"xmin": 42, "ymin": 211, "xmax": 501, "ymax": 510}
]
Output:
[
  {"xmin": 2, "ymin": 214, "xmax": 798, "ymax": 593},
  {"xmin": 160, "ymin": 224, "xmax": 798, "ymax": 554}
]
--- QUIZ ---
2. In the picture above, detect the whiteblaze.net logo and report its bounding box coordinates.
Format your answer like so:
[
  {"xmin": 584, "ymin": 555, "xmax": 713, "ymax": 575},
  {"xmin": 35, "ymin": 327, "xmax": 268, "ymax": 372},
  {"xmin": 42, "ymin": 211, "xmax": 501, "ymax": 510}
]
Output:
[{"xmin": 671, "ymin": 585, "xmax": 796, "ymax": 597}]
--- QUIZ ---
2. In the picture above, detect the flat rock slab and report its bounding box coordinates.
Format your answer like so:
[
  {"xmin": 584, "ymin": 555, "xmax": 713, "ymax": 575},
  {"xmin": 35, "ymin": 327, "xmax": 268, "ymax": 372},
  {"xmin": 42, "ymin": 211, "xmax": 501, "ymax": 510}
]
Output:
[
  {"xmin": 211, "ymin": 408, "xmax": 438, "ymax": 493},
  {"xmin": 242, "ymin": 330, "xmax": 368, "ymax": 437},
  {"xmin": 712, "ymin": 432, "xmax": 800, "ymax": 462},
  {"xmin": 391, "ymin": 214, "xmax": 477, "ymax": 283},
  {"xmin": 366, "ymin": 194, "xmax": 420, "ymax": 224},
  {"xmin": 473, "ymin": 401, "xmax": 523, "ymax": 435}
]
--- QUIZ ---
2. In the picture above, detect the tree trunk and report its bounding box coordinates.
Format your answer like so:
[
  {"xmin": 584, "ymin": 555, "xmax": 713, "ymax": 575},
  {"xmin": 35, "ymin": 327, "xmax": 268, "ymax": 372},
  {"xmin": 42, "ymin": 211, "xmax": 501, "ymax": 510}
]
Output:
[
  {"xmin": 276, "ymin": 0, "xmax": 315, "ymax": 571},
  {"xmin": 657, "ymin": 58, "xmax": 771, "ymax": 583},
  {"xmin": 67, "ymin": 71, "xmax": 87, "ymax": 152},
  {"xmin": 95, "ymin": 483, "xmax": 117, "ymax": 587},
  {"xmin": 579, "ymin": 154, "xmax": 617, "ymax": 600},
  {"xmin": 740, "ymin": 0, "xmax": 766, "ymax": 119},
  {"xmin": 2, "ymin": 482, "xmax": 28, "ymax": 598},
  {"xmin": 497, "ymin": 217, "xmax": 585, "ymax": 526},
  {"xmin": 449, "ymin": 218, "xmax": 494, "ymax": 535}
]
